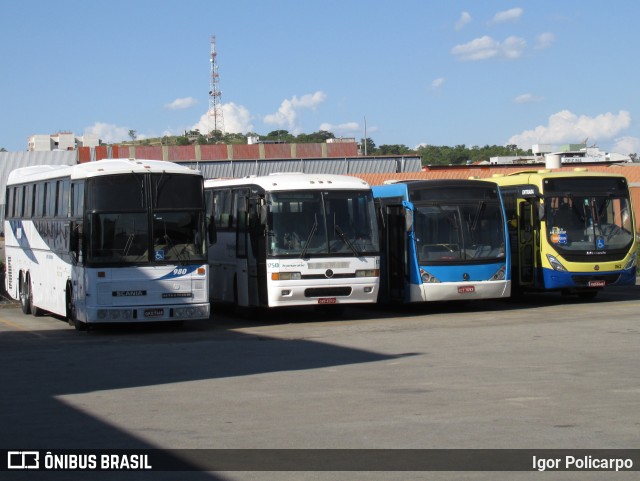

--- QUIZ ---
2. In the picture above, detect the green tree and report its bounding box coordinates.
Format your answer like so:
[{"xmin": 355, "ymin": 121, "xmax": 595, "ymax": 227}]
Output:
[
  {"xmin": 175, "ymin": 136, "xmax": 190, "ymax": 146},
  {"xmin": 128, "ymin": 129, "xmax": 137, "ymax": 142},
  {"xmin": 378, "ymin": 144, "xmax": 413, "ymax": 155},
  {"xmin": 360, "ymin": 137, "xmax": 376, "ymax": 155},
  {"xmin": 264, "ymin": 130, "xmax": 295, "ymax": 143}
]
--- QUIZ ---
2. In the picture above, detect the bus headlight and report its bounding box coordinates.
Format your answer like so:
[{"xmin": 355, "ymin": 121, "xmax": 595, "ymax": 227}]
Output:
[
  {"xmin": 624, "ymin": 252, "xmax": 637, "ymax": 270},
  {"xmin": 490, "ymin": 265, "xmax": 506, "ymax": 281},
  {"xmin": 272, "ymin": 272, "xmax": 302, "ymax": 281},
  {"xmin": 355, "ymin": 269, "xmax": 380, "ymax": 277},
  {"xmin": 546, "ymin": 254, "xmax": 567, "ymax": 272},
  {"xmin": 420, "ymin": 268, "xmax": 440, "ymax": 283}
]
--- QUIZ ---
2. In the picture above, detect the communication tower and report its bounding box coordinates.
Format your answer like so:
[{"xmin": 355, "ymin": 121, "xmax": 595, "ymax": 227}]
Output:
[{"xmin": 208, "ymin": 34, "xmax": 225, "ymax": 137}]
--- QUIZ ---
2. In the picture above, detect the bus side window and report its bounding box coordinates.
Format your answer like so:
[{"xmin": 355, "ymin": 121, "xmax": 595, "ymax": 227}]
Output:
[
  {"xmin": 6, "ymin": 187, "xmax": 14, "ymax": 219},
  {"xmin": 213, "ymin": 189, "xmax": 232, "ymax": 230}
]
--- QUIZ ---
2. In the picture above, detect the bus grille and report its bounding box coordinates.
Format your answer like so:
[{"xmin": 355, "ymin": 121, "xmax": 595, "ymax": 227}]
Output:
[
  {"xmin": 570, "ymin": 274, "xmax": 620, "ymax": 286},
  {"xmin": 302, "ymin": 273, "xmax": 355, "ymax": 280},
  {"xmin": 304, "ymin": 287, "xmax": 352, "ymax": 298}
]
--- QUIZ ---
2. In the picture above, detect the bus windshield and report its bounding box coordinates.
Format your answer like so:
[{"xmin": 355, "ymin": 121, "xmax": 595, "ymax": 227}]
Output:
[
  {"xmin": 267, "ymin": 190, "xmax": 379, "ymax": 257},
  {"xmin": 87, "ymin": 173, "xmax": 206, "ymax": 265},
  {"xmin": 415, "ymin": 201, "xmax": 506, "ymax": 264},
  {"xmin": 546, "ymin": 195, "xmax": 634, "ymax": 252}
]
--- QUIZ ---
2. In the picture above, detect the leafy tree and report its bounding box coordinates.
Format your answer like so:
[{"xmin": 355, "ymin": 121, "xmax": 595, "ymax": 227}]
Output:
[
  {"xmin": 360, "ymin": 137, "xmax": 376, "ymax": 155},
  {"xmin": 175, "ymin": 136, "xmax": 190, "ymax": 146},
  {"xmin": 128, "ymin": 129, "xmax": 137, "ymax": 141},
  {"xmin": 222, "ymin": 132, "xmax": 248, "ymax": 144},
  {"xmin": 0, "ymin": 147, "xmax": 6, "ymax": 152},
  {"xmin": 378, "ymin": 144, "xmax": 413, "ymax": 155},
  {"xmin": 264, "ymin": 130, "xmax": 295, "ymax": 143}
]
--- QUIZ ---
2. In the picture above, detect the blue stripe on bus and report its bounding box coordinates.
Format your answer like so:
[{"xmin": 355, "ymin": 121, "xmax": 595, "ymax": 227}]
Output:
[
  {"xmin": 542, "ymin": 266, "xmax": 636, "ymax": 289},
  {"xmin": 9, "ymin": 220, "xmax": 38, "ymax": 264},
  {"xmin": 417, "ymin": 262, "xmax": 507, "ymax": 283}
]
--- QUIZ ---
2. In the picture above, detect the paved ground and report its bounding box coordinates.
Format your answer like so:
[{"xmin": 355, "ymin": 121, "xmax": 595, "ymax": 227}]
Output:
[{"xmin": 1, "ymin": 287, "xmax": 639, "ymax": 481}]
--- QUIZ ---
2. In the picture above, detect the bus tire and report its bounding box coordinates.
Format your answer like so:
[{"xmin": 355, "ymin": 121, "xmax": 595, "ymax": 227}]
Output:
[
  {"xmin": 65, "ymin": 282, "xmax": 86, "ymax": 330},
  {"xmin": 19, "ymin": 273, "xmax": 31, "ymax": 315},
  {"xmin": 27, "ymin": 275, "xmax": 42, "ymax": 317}
]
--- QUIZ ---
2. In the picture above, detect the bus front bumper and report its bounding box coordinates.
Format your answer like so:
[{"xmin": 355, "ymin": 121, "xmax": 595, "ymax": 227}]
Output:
[{"xmin": 542, "ymin": 267, "xmax": 637, "ymax": 290}]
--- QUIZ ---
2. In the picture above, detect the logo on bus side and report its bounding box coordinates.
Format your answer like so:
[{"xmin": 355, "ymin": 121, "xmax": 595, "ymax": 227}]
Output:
[{"xmin": 112, "ymin": 290, "xmax": 147, "ymax": 297}]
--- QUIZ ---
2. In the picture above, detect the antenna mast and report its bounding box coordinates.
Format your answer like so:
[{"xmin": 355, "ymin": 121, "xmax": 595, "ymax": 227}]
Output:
[{"xmin": 208, "ymin": 34, "xmax": 225, "ymax": 138}]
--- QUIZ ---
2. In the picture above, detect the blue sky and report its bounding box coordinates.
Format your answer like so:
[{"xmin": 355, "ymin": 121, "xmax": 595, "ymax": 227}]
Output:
[{"xmin": 2, "ymin": 0, "xmax": 639, "ymax": 155}]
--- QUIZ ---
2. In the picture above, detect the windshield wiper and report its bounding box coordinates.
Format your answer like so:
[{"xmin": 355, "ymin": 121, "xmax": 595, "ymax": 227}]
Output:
[
  {"xmin": 300, "ymin": 214, "xmax": 318, "ymax": 258},
  {"xmin": 334, "ymin": 223, "xmax": 361, "ymax": 256}
]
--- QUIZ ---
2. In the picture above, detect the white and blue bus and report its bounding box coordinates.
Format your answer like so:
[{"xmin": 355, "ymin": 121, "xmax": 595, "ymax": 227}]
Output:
[
  {"xmin": 204, "ymin": 173, "xmax": 380, "ymax": 308},
  {"xmin": 4, "ymin": 159, "xmax": 210, "ymax": 329},
  {"xmin": 373, "ymin": 179, "xmax": 511, "ymax": 303}
]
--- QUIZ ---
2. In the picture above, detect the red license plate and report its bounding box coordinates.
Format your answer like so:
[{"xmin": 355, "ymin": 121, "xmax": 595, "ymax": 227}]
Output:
[
  {"xmin": 588, "ymin": 280, "xmax": 606, "ymax": 288},
  {"xmin": 144, "ymin": 308, "xmax": 164, "ymax": 317},
  {"xmin": 458, "ymin": 286, "xmax": 475, "ymax": 294},
  {"xmin": 318, "ymin": 298, "xmax": 337, "ymax": 304}
]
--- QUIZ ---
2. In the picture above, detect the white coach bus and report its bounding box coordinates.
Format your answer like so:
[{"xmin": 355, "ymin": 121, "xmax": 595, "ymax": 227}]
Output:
[
  {"xmin": 204, "ymin": 173, "xmax": 380, "ymax": 308},
  {"xmin": 4, "ymin": 159, "xmax": 210, "ymax": 329}
]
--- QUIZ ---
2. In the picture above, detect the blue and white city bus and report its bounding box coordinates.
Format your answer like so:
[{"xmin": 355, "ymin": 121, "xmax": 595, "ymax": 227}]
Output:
[
  {"xmin": 372, "ymin": 179, "xmax": 511, "ymax": 303},
  {"xmin": 4, "ymin": 159, "xmax": 210, "ymax": 329},
  {"xmin": 204, "ymin": 173, "xmax": 380, "ymax": 309}
]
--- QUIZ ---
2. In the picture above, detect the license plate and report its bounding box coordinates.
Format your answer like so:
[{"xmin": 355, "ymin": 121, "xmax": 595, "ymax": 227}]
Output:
[
  {"xmin": 588, "ymin": 280, "xmax": 605, "ymax": 288},
  {"xmin": 318, "ymin": 298, "xmax": 337, "ymax": 304},
  {"xmin": 458, "ymin": 286, "xmax": 475, "ymax": 294},
  {"xmin": 144, "ymin": 308, "xmax": 164, "ymax": 317}
]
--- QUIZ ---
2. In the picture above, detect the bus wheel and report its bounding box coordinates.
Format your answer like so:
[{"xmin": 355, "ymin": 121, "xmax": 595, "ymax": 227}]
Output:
[
  {"xmin": 19, "ymin": 273, "xmax": 31, "ymax": 315},
  {"xmin": 66, "ymin": 283, "xmax": 86, "ymax": 331},
  {"xmin": 27, "ymin": 276, "xmax": 42, "ymax": 317}
]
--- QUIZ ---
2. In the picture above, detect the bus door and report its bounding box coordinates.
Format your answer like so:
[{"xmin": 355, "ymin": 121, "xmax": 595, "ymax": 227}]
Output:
[
  {"xmin": 232, "ymin": 189, "xmax": 252, "ymax": 307},
  {"xmin": 382, "ymin": 204, "xmax": 408, "ymax": 302},
  {"xmin": 245, "ymin": 194, "xmax": 268, "ymax": 307},
  {"xmin": 517, "ymin": 199, "xmax": 535, "ymax": 287}
]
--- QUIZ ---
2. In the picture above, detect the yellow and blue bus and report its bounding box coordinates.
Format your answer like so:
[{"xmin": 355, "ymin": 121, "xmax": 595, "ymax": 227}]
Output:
[
  {"xmin": 492, "ymin": 169, "xmax": 637, "ymax": 299},
  {"xmin": 372, "ymin": 179, "xmax": 510, "ymax": 303}
]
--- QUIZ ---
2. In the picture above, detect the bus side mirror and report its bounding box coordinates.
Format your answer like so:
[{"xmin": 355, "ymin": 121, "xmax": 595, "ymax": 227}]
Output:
[
  {"xmin": 404, "ymin": 209, "xmax": 413, "ymax": 232},
  {"xmin": 260, "ymin": 204, "xmax": 273, "ymax": 226}
]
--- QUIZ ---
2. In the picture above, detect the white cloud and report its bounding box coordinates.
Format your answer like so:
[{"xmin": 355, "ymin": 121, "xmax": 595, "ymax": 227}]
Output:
[
  {"xmin": 612, "ymin": 136, "xmax": 640, "ymax": 156},
  {"xmin": 431, "ymin": 77, "xmax": 446, "ymax": 89},
  {"xmin": 491, "ymin": 8, "xmax": 523, "ymax": 24},
  {"xmin": 508, "ymin": 110, "xmax": 632, "ymax": 150},
  {"xmin": 84, "ymin": 122, "xmax": 138, "ymax": 143},
  {"xmin": 191, "ymin": 102, "xmax": 254, "ymax": 135},
  {"xmin": 514, "ymin": 93, "xmax": 542, "ymax": 104},
  {"xmin": 535, "ymin": 32, "xmax": 556, "ymax": 50},
  {"xmin": 451, "ymin": 35, "xmax": 526, "ymax": 61},
  {"xmin": 319, "ymin": 122, "xmax": 360, "ymax": 134},
  {"xmin": 165, "ymin": 97, "xmax": 198, "ymax": 110},
  {"xmin": 455, "ymin": 11, "xmax": 471, "ymax": 30},
  {"xmin": 264, "ymin": 91, "xmax": 327, "ymax": 130}
]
